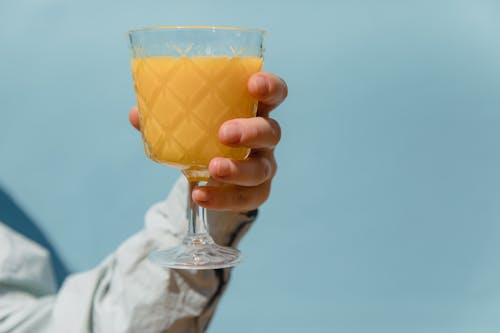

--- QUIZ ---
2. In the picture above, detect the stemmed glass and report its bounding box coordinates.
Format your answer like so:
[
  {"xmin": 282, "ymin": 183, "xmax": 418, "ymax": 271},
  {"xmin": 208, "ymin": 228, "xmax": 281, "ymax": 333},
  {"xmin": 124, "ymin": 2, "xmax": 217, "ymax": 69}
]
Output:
[{"xmin": 128, "ymin": 26, "xmax": 266, "ymax": 269}]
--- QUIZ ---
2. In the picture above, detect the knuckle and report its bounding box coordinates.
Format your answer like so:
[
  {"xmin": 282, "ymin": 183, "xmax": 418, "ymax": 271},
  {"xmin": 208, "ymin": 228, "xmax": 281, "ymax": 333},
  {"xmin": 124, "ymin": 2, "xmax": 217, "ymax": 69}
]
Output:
[
  {"xmin": 279, "ymin": 77, "xmax": 288, "ymax": 100},
  {"xmin": 268, "ymin": 118, "xmax": 281, "ymax": 144},
  {"xmin": 259, "ymin": 183, "xmax": 271, "ymax": 205},
  {"xmin": 268, "ymin": 76, "xmax": 287, "ymax": 105},
  {"xmin": 256, "ymin": 159, "xmax": 271, "ymax": 182},
  {"xmin": 270, "ymin": 157, "xmax": 278, "ymax": 178}
]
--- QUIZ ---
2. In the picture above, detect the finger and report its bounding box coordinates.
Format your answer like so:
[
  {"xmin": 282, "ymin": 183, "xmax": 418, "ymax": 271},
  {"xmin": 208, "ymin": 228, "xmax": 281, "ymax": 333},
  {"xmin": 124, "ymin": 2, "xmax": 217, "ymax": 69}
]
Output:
[
  {"xmin": 208, "ymin": 154, "xmax": 277, "ymax": 186},
  {"xmin": 219, "ymin": 117, "xmax": 281, "ymax": 149},
  {"xmin": 248, "ymin": 72, "xmax": 288, "ymax": 116},
  {"xmin": 129, "ymin": 107, "xmax": 140, "ymax": 131},
  {"xmin": 192, "ymin": 182, "xmax": 271, "ymax": 212}
]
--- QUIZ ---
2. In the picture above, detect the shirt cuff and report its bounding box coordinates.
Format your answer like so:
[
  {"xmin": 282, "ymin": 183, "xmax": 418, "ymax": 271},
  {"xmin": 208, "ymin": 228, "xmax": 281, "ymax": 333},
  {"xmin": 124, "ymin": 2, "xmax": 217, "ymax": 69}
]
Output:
[{"xmin": 207, "ymin": 209, "xmax": 258, "ymax": 247}]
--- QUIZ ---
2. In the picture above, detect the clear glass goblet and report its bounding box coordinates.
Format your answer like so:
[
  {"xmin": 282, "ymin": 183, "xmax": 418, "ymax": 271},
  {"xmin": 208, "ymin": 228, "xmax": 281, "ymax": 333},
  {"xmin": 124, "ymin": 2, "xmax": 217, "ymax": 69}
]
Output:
[{"xmin": 128, "ymin": 26, "xmax": 266, "ymax": 269}]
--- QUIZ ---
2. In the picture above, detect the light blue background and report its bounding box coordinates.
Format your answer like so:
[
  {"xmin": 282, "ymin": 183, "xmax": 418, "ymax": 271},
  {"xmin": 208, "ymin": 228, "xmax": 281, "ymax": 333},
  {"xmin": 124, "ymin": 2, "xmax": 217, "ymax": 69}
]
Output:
[{"xmin": 1, "ymin": 0, "xmax": 500, "ymax": 332}]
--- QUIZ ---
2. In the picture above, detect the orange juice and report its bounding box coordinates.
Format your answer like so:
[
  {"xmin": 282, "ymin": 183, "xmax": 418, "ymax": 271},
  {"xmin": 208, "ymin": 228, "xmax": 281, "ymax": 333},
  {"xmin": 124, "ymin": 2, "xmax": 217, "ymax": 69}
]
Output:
[{"xmin": 131, "ymin": 56, "xmax": 263, "ymax": 181}]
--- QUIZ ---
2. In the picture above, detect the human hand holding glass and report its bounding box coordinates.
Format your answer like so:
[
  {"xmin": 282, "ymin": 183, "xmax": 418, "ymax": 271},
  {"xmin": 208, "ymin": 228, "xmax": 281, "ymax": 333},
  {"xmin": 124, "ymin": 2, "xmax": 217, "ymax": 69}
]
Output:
[
  {"xmin": 128, "ymin": 26, "xmax": 281, "ymax": 269},
  {"xmin": 129, "ymin": 71, "xmax": 286, "ymax": 210}
]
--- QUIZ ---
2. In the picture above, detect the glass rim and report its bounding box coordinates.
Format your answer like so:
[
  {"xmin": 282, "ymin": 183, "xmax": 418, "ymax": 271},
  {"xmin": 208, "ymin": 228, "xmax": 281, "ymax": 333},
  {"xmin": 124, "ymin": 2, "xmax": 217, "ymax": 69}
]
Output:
[{"xmin": 127, "ymin": 25, "xmax": 267, "ymax": 35}]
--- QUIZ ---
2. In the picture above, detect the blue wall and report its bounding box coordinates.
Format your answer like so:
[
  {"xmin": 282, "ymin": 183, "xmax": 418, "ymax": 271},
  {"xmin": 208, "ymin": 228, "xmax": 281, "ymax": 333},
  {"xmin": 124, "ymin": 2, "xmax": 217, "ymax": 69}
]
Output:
[{"xmin": 1, "ymin": 0, "xmax": 500, "ymax": 332}]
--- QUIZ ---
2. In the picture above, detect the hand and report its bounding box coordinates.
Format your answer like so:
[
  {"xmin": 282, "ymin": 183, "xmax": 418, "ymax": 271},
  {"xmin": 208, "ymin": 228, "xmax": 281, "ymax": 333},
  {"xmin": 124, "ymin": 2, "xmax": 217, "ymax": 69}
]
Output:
[{"xmin": 129, "ymin": 72, "xmax": 288, "ymax": 212}]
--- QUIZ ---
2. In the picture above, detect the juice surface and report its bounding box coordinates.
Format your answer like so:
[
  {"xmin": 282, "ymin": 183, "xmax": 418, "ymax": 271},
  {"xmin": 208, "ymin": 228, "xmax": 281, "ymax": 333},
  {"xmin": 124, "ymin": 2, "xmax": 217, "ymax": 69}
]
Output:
[{"xmin": 131, "ymin": 56, "xmax": 263, "ymax": 179}]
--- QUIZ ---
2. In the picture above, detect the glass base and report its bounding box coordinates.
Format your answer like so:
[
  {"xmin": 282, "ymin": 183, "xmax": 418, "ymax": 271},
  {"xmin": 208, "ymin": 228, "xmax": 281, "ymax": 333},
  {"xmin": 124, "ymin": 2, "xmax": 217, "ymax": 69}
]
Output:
[{"xmin": 149, "ymin": 234, "xmax": 241, "ymax": 269}]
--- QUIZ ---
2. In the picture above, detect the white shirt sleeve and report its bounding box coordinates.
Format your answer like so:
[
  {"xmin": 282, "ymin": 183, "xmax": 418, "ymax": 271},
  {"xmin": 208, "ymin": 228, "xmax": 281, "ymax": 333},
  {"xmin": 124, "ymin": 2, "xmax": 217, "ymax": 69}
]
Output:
[{"xmin": 0, "ymin": 177, "xmax": 257, "ymax": 333}]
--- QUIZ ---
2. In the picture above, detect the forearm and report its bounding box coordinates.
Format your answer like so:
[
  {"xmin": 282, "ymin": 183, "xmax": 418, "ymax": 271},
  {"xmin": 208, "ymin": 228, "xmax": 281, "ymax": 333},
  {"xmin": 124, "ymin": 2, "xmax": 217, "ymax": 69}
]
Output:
[
  {"xmin": 89, "ymin": 177, "xmax": 257, "ymax": 332},
  {"xmin": 49, "ymin": 178, "xmax": 255, "ymax": 332}
]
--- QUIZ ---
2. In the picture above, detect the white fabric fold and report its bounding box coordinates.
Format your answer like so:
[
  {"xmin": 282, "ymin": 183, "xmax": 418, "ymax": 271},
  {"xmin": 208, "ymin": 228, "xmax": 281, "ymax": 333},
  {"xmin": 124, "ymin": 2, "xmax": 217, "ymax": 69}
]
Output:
[{"xmin": 0, "ymin": 177, "xmax": 256, "ymax": 333}]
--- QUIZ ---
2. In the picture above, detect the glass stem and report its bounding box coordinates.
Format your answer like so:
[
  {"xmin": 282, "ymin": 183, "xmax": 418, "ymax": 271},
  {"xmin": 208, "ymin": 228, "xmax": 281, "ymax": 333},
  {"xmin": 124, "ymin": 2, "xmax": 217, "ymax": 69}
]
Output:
[{"xmin": 187, "ymin": 180, "xmax": 208, "ymax": 236}]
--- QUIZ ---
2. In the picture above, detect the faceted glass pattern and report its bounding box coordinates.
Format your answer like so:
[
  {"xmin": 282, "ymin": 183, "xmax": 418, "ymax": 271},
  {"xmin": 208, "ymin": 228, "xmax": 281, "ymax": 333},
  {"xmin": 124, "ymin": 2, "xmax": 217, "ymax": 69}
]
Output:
[{"xmin": 131, "ymin": 55, "xmax": 263, "ymax": 179}]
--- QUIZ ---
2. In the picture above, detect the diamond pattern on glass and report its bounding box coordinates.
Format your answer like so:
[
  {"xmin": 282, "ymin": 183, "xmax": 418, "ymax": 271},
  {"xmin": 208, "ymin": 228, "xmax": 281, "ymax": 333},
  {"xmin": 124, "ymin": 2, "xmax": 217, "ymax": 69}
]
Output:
[{"xmin": 131, "ymin": 55, "xmax": 263, "ymax": 170}]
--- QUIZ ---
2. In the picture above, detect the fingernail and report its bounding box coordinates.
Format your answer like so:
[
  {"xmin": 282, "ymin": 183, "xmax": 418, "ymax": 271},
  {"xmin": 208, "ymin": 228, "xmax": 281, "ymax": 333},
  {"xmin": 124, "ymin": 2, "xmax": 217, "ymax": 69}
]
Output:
[
  {"xmin": 192, "ymin": 188, "xmax": 209, "ymax": 202},
  {"xmin": 221, "ymin": 123, "xmax": 241, "ymax": 144},
  {"xmin": 252, "ymin": 75, "xmax": 268, "ymax": 95},
  {"xmin": 214, "ymin": 159, "xmax": 231, "ymax": 177}
]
